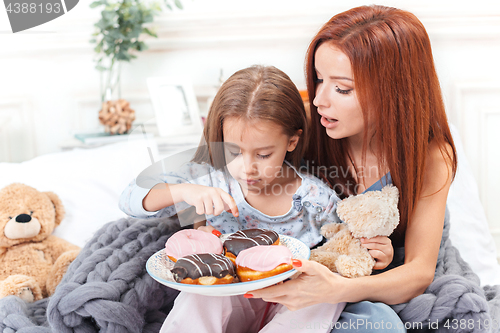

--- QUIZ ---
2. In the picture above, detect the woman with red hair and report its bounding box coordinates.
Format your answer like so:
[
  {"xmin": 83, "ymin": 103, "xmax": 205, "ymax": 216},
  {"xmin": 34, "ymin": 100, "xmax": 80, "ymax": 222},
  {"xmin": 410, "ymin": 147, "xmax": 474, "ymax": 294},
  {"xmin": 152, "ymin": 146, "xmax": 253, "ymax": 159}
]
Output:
[{"xmin": 249, "ymin": 5, "xmax": 457, "ymax": 331}]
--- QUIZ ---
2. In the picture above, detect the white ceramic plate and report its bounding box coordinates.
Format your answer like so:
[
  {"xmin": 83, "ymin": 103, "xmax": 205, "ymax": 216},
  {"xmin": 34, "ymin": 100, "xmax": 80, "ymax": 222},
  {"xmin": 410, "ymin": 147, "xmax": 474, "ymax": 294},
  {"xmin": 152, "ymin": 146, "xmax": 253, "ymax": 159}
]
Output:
[{"xmin": 146, "ymin": 234, "xmax": 310, "ymax": 296}]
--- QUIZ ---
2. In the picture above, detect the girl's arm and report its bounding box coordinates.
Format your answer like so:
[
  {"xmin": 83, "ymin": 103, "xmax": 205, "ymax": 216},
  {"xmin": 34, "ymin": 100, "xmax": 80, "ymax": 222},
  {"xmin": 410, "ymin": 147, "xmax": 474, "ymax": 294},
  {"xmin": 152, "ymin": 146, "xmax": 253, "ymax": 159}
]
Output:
[
  {"xmin": 250, "ymin": 143, "xmax": 453, "ymax": 308},
  {"xmin": 142, "ymin": 183, "xmax": 181, "ymax": 212},
  {"xmin": 144, "ymin": 183, "xmax": 239, "ymax": 217}
]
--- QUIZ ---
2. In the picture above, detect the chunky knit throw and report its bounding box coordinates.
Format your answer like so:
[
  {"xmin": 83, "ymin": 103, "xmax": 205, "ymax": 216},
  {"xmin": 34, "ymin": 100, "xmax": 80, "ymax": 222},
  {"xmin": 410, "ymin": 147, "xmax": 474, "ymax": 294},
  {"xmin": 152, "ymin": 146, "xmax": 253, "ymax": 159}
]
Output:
[
  {"xmin": 389, "ymin": 209, "xmax": 500, "ymax": 333},
  {"xmin": 0, "ymin": 216, "xmax": 181, "ymax": 333}
]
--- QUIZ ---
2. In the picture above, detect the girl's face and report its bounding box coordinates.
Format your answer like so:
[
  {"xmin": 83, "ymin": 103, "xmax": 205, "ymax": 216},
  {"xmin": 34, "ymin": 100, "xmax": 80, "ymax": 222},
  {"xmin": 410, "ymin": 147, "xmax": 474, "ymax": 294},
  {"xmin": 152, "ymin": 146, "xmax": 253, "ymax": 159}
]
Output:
[
  {"xmin": 223, "ymin": 118, "xmax": 299, "ymax": 194},
  {"xmin": 313, "ymin": 42, "xmax": 365, "ymax": 144}
]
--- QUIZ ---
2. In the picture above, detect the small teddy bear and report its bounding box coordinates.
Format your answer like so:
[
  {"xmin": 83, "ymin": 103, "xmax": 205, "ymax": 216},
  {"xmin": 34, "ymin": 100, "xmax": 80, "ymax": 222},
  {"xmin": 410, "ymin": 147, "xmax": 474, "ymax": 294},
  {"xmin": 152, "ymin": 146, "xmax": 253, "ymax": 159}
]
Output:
[
  {"xmin": 310, "ymin": 184, "xmax": 399, "ymax": 278},
  {"xmin": 0, "ymin": 183, "xmax": 80, "ymax": 302}
]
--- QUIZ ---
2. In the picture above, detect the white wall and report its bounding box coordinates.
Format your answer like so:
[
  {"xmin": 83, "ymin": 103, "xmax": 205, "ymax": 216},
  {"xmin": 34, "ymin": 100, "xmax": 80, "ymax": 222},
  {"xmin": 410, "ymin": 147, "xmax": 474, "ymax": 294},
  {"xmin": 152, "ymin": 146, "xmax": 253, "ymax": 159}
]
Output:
[{"xmin": 1, "ymin": 0, "xmax": 500, "ymax": 258}]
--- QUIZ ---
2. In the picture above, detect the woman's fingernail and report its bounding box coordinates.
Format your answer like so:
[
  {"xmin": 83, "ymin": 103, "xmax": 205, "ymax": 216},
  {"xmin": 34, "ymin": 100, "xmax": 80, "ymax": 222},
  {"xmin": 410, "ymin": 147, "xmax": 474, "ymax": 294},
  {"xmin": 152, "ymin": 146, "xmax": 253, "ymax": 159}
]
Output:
[
  {"xmin": 212, "ymin": 230, "xmax": 222, "ymax": 237},
  {"xmin": 243, "ymin": 293, "xmax": 253, "ymax": 298},
  {"xmin": 292, "ymin": 259, "xmax": 302, "ymax": 267}
]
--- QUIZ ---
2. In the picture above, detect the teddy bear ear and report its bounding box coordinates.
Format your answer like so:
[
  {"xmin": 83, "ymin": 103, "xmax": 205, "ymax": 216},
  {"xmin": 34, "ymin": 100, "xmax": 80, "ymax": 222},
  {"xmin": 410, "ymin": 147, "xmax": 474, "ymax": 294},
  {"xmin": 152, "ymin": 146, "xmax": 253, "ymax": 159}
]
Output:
[{"xmin": 44, "ymin": 191, "xmax": 65, "ymax": 226}]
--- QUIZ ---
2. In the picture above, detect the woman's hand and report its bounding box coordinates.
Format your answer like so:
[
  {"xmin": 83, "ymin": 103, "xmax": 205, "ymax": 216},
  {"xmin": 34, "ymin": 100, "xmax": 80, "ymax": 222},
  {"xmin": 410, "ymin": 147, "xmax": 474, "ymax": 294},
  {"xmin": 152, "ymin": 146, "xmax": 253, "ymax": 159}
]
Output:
[
  {"xmin": 246, "ymin": 259, "xmax": 348, "ymax": 311},
  {"xmin": 172, "ymin": 184, "xmax": 239, "ymax": 217},
  {"xmin": 360, "ymin": 236, "xmax": 393, "ymax": 270}
]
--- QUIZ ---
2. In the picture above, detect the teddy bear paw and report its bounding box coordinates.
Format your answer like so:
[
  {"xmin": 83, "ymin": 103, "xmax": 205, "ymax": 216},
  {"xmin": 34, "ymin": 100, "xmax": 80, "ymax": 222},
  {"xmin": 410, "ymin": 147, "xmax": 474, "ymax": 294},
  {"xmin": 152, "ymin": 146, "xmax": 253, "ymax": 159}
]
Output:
[
  {"xmin": 309, "ymin": 250, "xmax": 340, "ymax": 273},
  {"xmin": 320, "ymin": 223, "xmax": 345, "ymax": 239},
  {"xmin": 335, "ymin": 255, "xmax": 373, "ymax": 278},
  {"xmin": 0, "ymin": 275, "xmax": 43, "ymax": 303},
  {"xmin": 17, "ymin": 287, "xmax": 35, "ymax": 303}
]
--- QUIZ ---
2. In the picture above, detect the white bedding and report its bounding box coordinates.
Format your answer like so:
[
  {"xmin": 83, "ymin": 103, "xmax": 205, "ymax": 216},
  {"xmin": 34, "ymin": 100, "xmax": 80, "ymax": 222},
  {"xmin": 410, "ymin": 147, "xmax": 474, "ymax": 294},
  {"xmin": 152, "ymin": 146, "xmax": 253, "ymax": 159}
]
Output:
[
  {"xmin": 0, "ymin": 139, "xmax": 159, "ymax": 248},
  {"xmin": 1, "ymin": 127, "xmax": 499, "ymax": 286}
]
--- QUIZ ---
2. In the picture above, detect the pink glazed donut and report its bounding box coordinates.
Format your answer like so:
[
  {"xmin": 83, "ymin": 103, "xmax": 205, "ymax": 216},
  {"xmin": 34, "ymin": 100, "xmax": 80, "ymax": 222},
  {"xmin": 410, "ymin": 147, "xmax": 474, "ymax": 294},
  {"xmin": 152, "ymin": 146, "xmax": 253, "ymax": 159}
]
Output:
[
  {"xmin": 235, "ymin": 245, "xmax": 293, "ymax": 281},
  {"xmin": 165, "ymin": 229, "xmax": 223, "ymax": 262}
]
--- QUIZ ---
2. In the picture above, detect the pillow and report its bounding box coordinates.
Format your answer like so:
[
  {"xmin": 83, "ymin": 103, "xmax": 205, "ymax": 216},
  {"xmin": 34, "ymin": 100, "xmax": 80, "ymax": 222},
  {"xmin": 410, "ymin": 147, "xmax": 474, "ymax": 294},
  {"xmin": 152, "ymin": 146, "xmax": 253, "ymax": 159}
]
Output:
[
  {"xmin": 447, "ymin": 123, "xmax": 500, "ymax": 286},
  {"xmin": 0, "ymin": 138, "xmax": 159, "ymax": 247}
]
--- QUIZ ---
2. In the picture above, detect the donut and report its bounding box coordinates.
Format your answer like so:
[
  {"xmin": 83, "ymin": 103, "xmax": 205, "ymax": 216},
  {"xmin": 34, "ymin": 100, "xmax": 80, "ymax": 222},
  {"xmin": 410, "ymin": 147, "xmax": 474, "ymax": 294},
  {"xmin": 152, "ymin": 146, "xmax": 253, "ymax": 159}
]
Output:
[
  {"xmin": 171, "ymin": 253, "xmax": 236, "ymax": 285},
  {"xmin": 235, "ymin": 245, "xmax": 293, "ymax": 282},
  {"xmin": 223, "ymin": 228, "xmax": 279, "ymax": 263},
  {"xmin": 165, "ymin": 229, "xmax": 223, "ymax": 262}
]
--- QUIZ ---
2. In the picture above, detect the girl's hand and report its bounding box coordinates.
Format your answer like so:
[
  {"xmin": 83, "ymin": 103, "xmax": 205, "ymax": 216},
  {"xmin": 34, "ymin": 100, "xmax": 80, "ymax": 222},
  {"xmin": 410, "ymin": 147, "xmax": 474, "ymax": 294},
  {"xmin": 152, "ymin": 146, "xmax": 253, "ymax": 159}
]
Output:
[
  {"xmin": 172, "ymin": 184, "xmax": 239, "ymax": 217},
  {"xmin": 246, "ymin": 259, "xmax": 347, "ymax": 311},
  {"xmin": 360, "ymin": 236, "xmax": 393, "ymax": 270}
]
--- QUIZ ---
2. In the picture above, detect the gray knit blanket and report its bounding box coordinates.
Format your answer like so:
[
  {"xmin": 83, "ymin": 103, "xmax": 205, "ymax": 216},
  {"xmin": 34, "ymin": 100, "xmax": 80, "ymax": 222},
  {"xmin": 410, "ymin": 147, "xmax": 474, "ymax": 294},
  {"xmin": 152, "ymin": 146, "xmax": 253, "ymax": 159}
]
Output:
[
  {"xmin": 389, "ymin": 209, "xmax": 500, "ymax": 333},
  {"xmin": 1, "ymin": 213, "xmax": 499, "ymax": 333},
  {"xmin": 0, "ymin": 216, "xmax": 182, "ymax": 333}
]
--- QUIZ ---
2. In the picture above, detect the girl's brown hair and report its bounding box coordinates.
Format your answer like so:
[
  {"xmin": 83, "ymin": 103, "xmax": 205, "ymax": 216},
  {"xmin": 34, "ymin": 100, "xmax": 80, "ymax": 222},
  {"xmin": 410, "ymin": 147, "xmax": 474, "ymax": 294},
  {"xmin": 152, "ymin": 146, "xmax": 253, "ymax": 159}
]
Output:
[
  {"xmin": 304, "ymin": 5, "xmax": 457, "ymax": 243},
  {"xmin": 193, "ymin": 65, "xmax": 308, "ymax": 170}
]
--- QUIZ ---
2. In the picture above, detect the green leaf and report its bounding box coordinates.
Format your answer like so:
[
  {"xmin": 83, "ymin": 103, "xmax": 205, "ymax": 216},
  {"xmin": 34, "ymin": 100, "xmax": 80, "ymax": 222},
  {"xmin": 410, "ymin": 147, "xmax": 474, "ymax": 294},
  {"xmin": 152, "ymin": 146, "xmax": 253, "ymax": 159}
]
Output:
[
  {"xmin": 174, "ymin": 0, "xmax": 183, "ymax": 10},
  {"xmin": 135, "ymin": 41, "xmax": 147, "ymax": 51},
  {"xmin": 142, "ymin": 27, "xmax": 157, "ymax": 38},
  {"xmin": 116, "ymin": 51, "xmax": 132, "ymax": 61},
  {"xmin": 104, "ymin": 47, "xmax": 115, "ymax": 57},
  {"xmin": 102, "ymin": 10, "xmax": 116, "ymax": 22},
  {"xmin": 95, "ymin": 18, "xmax": 112, "ymax": 30},
  {"xmin": 109, "ymin": 29, "xmax": 124, "ymax": 40},
  {"xmin": 103, "ymin": 34, "xmax": 116, "ymax": 45},
  {"xmin": 90, "ymin": 1, "xmax": 102, "ymax": 8},
  {"xmin": 129, "ymin": 26, "xmax": 142, "ymax": 39},
  {"xmin": 129, "ymin": 5, "xmax": 138, "ymax": 17}
]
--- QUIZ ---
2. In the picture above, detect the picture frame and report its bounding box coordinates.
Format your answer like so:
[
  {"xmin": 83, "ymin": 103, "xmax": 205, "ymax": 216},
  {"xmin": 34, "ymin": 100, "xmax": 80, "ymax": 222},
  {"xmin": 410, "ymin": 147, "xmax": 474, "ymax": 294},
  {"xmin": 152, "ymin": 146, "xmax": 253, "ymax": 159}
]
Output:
[{"xmin": 147, "ymin": 77, "xmax": 204, "ymax": 138}]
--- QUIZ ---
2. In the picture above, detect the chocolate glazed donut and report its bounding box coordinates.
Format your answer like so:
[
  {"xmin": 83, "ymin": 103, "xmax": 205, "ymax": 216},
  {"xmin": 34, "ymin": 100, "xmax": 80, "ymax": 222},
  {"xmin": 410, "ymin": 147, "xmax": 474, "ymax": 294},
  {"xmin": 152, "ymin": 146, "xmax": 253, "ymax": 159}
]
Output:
[
  {"xmin": 171, "ymin": 253, "xmax": 236, "ymax": 285},
  {"xmin": 223, "ymin": 228, "xmax": 279, "ymax": 262}
]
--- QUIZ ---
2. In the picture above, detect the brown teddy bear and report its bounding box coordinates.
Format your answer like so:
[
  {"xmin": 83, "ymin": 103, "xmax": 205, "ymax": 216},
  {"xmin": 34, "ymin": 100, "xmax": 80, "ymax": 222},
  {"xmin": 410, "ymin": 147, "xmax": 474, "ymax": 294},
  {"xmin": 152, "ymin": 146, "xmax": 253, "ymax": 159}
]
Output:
[
  {"xmin": 310, "ymin": 184, "xmax": 399, "ymax": 278},
  {"xmin": 0, "ymin": 183, "xmax": 80, "ymax": 302}
]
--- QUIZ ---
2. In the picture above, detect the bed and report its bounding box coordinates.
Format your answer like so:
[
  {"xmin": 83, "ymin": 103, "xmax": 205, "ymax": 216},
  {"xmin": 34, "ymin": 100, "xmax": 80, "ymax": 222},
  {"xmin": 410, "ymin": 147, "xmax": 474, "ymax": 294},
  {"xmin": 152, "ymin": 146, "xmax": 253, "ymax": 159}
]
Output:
[{"xmin": 0, "ymin": 125, "xmax": 499, "ymax": 332}]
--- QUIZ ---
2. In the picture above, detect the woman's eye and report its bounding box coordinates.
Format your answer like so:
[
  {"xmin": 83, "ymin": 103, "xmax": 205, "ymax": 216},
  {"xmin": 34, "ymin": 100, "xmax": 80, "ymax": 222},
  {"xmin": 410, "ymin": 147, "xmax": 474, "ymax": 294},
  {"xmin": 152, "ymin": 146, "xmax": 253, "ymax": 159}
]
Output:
[
  {"xmin": 335, "ymin": 86, "xmax": 352, "ymax": 95},
  {"xmin": 229, "ymin": 152, "xmax": 241, "ymax": 157},
  {"xmin": 315, "ymin": 78, "xmax": 323, "ymax": 84},
  {"xmin": 258, "ymin": 154, "xmax": 271, "ymax": 159}
]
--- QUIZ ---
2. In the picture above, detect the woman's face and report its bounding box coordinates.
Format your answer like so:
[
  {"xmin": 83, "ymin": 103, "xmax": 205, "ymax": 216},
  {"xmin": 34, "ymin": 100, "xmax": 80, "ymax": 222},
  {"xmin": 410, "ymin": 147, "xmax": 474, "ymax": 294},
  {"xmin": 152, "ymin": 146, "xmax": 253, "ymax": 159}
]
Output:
[{"xmin": 313, "ymin": 42, "xmax": 365, "ymax": 144}]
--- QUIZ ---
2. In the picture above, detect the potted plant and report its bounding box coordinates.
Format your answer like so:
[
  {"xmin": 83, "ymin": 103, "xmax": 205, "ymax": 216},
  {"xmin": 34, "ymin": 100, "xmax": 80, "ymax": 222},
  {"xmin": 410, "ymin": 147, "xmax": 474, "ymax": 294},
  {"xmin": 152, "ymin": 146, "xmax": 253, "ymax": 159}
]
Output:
[{"xmin": 89, "ymin": 0, "xmax": 182, "ymax": 134}]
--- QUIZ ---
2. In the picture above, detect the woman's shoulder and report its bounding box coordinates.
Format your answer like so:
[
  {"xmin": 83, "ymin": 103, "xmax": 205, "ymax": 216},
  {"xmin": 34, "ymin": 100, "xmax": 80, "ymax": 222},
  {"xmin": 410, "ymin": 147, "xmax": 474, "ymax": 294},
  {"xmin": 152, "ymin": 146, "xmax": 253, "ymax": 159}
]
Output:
[
  {"xmin": 426, "ymin": 141, "xmax": 455, "ymax": 174},
  {"xmin": 421, "ymin": 141, "xmax": 455, "ymax": 196}
]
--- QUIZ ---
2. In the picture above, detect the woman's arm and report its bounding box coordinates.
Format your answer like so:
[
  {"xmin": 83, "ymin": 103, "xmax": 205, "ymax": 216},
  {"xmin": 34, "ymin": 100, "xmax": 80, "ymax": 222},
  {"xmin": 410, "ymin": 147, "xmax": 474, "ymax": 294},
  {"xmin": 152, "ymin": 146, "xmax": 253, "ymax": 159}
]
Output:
[
  {"xmin": 250, "ymin": 143, "xmax": 453, "ymax": 308},
  {"xmin": 342, "ymin": 143, "xmax": 453, "ymax": 304}
]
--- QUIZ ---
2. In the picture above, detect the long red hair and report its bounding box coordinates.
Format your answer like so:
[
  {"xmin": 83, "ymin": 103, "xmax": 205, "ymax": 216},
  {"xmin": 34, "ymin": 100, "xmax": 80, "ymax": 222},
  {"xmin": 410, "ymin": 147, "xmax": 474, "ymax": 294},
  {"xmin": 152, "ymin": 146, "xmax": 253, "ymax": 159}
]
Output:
[{"xmin": 304, "ymin": 5, "xmax": 457, "ymax": 244}]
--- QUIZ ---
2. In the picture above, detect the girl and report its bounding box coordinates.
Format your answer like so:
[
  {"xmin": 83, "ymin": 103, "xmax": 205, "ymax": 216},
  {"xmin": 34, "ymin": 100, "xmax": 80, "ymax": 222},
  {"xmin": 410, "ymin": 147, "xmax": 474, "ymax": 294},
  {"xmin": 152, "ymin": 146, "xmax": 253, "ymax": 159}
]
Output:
[
  {"xmin": 119, "ymin": 65, "xmax": 394, "ymax": 332},
  {"xmin": 248, "ymin": 5, "xmax": 457, "ymax": 333}
]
